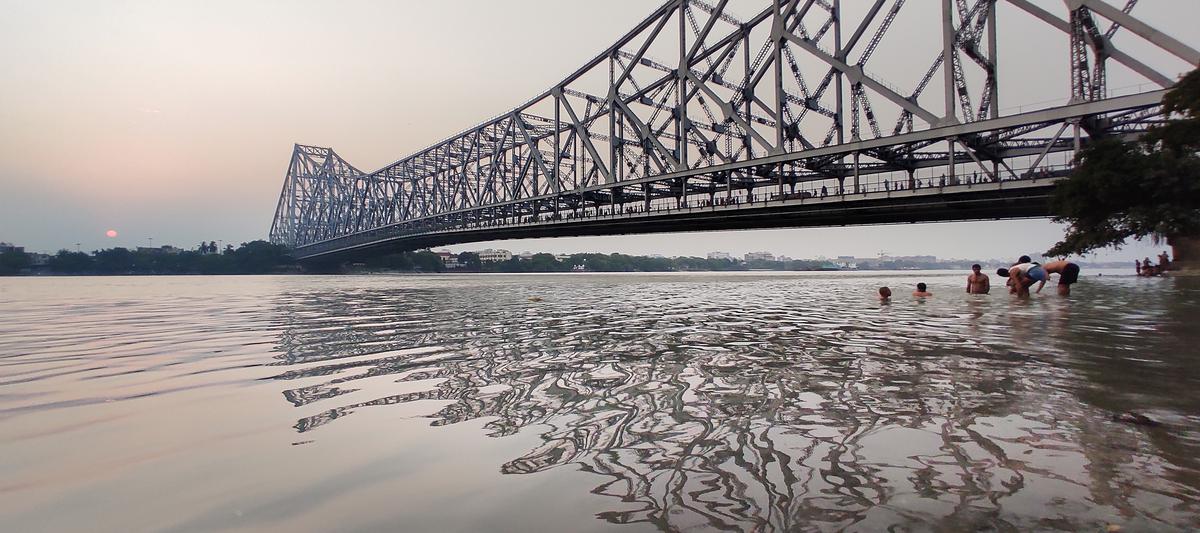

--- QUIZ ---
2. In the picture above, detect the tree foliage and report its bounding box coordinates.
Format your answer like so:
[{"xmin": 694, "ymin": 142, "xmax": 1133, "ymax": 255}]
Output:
[
  {"xmin": 0, "ymin": 251, "xmax": 32, "ymax": 275},
  {"xmin": 1047, "ymin": 69, "xmax": 1200, "ymax": 257},
  {"xmin": 5, "ymin": 241, "xmax": 295, "ymax": 275}
]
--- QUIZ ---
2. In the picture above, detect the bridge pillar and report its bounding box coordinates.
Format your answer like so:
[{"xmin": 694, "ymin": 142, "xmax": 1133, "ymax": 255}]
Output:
[
  {"xmin": 852, "ymin": 152, "xmax": 860, "ymax": 193},
  {"xmin": 948, "ymin": 138, "xmax": 957, "ymax": 184},
  {"xmin": 777, "ymin": 161, "xmax": 784, "ymax": 197}
]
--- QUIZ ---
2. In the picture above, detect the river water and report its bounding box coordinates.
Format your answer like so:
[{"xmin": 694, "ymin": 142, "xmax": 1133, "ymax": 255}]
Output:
[{"xmin": 1, "ymin": 272, "xmax": 1198, "ymax": 532}]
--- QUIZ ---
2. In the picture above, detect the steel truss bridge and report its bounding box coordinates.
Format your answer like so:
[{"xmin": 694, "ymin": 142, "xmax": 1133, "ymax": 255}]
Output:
[{"xmin": 269, "ymin": 0, "xmax": 1198, "ymax": 260}]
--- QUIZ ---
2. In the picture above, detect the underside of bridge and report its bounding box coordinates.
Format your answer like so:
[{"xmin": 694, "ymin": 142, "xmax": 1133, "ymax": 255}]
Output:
[
  {"xmin": 268, "ymin": 0, "xmax": 1198, "ymax": 262},
  {"xmin": 299, "ymin": 179, "xmax": 1056, "ymax": 262}
]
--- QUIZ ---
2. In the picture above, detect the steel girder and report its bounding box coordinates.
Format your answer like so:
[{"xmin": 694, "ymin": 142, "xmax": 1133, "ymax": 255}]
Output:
[{"xmin": 270, "ymin": 0, "xmax": 1197, "ymax": 253}]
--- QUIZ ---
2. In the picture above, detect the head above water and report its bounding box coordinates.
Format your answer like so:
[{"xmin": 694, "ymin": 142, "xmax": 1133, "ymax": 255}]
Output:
[
  {"xmin": 997, "ymin": 268, "xmax": 1010, "ymax": 277},
  {"xmin": 878, "ymin": 286, "xmax": 891, "ymax": 298},
  {"xmin": 916, "ymin": 282, "xmax": 927, "ymax": 292},
  {"xmin": 1018, "ymin": 255, "xmax": 1032, "ymax": 264}
]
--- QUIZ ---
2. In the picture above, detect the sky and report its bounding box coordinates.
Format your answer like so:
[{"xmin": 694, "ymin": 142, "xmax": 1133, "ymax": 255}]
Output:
[{"xmin": 1, "ymin": 0, "xmax": 1195, "ymax": 261}]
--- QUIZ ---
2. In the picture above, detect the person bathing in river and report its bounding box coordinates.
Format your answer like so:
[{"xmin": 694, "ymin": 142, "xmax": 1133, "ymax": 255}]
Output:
[
  {"xmin": 878, "ymin": 286, "xmax": 892, "ymax": 302},
  {"xmin": 1032, "ymin": 260, "xmax": 1081, "ymax": 296},
  {"xmin": 997, "ymin": 258, "xmax": 1045, "ymax": 297},
  {"xmin": 966, "ymin": 264, "xmax": 990, "ymax": 294},
  {"xmin": 912, "ymin": 282, "xmax": 933, "ymax": 297}
]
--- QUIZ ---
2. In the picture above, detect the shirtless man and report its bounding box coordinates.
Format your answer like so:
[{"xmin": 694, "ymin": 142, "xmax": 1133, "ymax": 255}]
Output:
[
  {"xmin": 912, "ymin": 282, "xmax": 933, "ymax": 297},
  {"xmin": 878, "ymin": 286, "xmax": 892, "ymax": 301},
  {"xmin": 966, "ymin": 264, "xmax": 990, "ymax": 294},
  {"xmin": 997, "ymin": 260, "xmax": 1046, "ymax": 297},
  {"xmin": 1033, "ymin": 260, "xmax": 1081, "ymax": 296}
]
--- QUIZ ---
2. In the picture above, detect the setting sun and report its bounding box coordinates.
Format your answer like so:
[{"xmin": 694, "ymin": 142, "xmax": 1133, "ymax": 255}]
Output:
[{"xmin": 105, "ymin": 229, "xmax": 118, "ymax": 238}]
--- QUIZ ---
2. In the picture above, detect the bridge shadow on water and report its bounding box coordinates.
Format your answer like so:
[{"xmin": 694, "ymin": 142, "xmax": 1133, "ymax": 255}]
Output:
[{"xmin": 267, "ymin": 275, "xmax": 1200, "ymax": 531}]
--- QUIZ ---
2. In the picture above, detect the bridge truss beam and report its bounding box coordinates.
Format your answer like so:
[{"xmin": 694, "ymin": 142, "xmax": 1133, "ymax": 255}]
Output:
[{"xmin": 270, "ymin": 0, "xmax": 1197, "ymax": 259}]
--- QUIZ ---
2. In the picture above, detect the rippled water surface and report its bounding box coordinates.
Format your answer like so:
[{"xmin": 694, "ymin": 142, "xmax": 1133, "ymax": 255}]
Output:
[{"xmin": 2, "ymin": 272, "xmax": 1199, "ymax": 532}]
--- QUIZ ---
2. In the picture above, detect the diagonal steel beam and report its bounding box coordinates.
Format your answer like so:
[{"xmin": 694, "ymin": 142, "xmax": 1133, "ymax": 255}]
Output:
[
  {"xmin": 1077, "ymin": 0, "xmax": 1199, "ymax": 65},
  {"xmin": 554, "ymin": 89, "xmax": 613, "ymax": 183},
  {"xmin": 781, "ymin": 30, "xmax": 942, "ymax": 125},
  {"xmin": 1005, "ymin": 0, "xmax": 1173, "ymax": 87}
]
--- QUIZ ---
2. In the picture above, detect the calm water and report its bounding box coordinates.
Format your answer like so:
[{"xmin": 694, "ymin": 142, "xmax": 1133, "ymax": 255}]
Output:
[{"xmin": 1, "ymin": 272, "xmax": 1199, "ymax": 532}]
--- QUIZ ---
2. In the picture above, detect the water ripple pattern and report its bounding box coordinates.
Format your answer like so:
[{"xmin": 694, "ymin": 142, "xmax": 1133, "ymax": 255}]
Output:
[{"xmin": 1, "ymin": 273, "xmax": 1198, "ymax": 532}]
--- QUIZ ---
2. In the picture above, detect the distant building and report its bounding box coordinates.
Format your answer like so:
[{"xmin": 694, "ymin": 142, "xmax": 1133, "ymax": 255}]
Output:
[
  {"xmin": 835, "ymin": 256, "xmax": 858, "ymax": 269},
  {"xmin": 433, "ymin": 249, "xmax": 460, "ymax": 268},
  {"xmin": 476, "ymin": 249, "xmax": 512, "ymax": 263},
  {"xmin": 29, "ymin": 253, "xmax": 52, "ymax": 266},
  {"xmin": 518, "ymin": 251, "xmax": 535, "ymax": 261},
  {"xmin": 744, "ymin": 251, "xmax": 775, "ymax": 262},
  {"xmin": 707, "ymin": 251, "xmax": 733, "ymax": 260},
  {"xmin": 649, "ymin": 254, "xmax": 665, "ymax": 259},
  {"xmin": 777, "ymin": 255, "xmax": 793, "ymax": 262},
  {"xmin": 554, "ymin": 254, "xmax": 572, "ymax": 262},
  {"xmin": 0, "ymin": 242, "xmax": 24, "ymax": 254},
  {"xmin": 136, "ymin": 245, "xmax": 186, "ymax": 255}
]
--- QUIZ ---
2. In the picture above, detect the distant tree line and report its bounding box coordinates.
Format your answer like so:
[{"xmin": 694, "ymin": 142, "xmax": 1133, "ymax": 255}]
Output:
[
  {"xmin": 0, "ymin": 242, "xmax": 1027, "ymax": 276},
  {"xmin": 356, "ymin": 251, "xmax": 840, "ymax": 273},
  {"xmin": 0, "ymin": 240, "xmax": 294, "ymax": 275}
]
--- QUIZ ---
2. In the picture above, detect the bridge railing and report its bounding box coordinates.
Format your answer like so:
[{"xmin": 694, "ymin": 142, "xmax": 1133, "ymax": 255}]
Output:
[{"xmin": 292, "ymin": 160, "xmax": 1076, "ymax": 259}]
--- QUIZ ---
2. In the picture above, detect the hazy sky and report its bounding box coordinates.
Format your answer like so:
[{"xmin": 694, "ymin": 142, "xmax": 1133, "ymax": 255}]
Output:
[{"xmin": 1, "ymin": 0, "xmax": 1195, "ymax": 260}]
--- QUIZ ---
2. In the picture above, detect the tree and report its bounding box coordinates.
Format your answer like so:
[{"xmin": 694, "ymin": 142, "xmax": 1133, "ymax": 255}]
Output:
[
  {"xmin": 1047, "ymin": 69, "xmax": 1200, "ymax": 259},
  {"xmin": 0, "ymin": 250, "xmax": 31, "ymax": 275},
  {"xmin": 411, "ymin": 250, "xmax": 445, "ymax": 272},
  {"xmin": 529, "ymin": 253, "xmax": 562, "ymax": 272},
  {"xmin": 48, "ymin": 250, "xmax": 93, "ymax": 273},
  {"xmin": 92, "ymin": 247, "xmax": 137, "ymax": 274},
  {"xmin": 227, "ymin": 240, "xmax": 293, "ymax": 273},
  {"xmin": 457, "ymin": 251, "xmax": 482, "ymax": 271}
]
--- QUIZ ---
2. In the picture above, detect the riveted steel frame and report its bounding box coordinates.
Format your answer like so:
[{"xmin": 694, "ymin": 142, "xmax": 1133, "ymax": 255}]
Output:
[{"xmin": 269, "ymin": 0, "xmax": 1197, "ymax": 257}]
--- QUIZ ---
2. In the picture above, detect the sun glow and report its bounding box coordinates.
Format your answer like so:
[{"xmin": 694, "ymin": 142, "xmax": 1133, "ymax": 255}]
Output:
[{"xmin": 105, "ymin": 230, "xmax": 118, "ymax": 238}]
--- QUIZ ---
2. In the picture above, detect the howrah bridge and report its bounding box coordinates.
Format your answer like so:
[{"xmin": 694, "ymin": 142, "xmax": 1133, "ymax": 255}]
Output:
[{"xmin": 268, "ymin": 0, "xmax": 1199, "ymax": 260}]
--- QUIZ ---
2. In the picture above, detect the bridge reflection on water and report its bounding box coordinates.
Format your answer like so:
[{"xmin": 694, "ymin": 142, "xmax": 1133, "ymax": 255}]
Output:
[{"xmin": 268, "ymin": 274, "xmax": 1200, "ymax": 531}]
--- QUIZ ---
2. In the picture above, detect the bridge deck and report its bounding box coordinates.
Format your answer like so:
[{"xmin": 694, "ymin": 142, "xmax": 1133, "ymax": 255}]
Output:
[{"xmin": 294, "ymin": 175, "xmax": 1058, "ymax": 261}]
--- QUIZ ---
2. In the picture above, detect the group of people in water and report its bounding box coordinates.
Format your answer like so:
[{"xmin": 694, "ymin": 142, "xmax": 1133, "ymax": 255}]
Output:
[
  {"xmin": 1135, "ymin": 251, "xmax": 1173, "ymax": 277},
  {"xmin": 877, "ymin": 256, "xmax": 1082, "ymax": 302}
]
